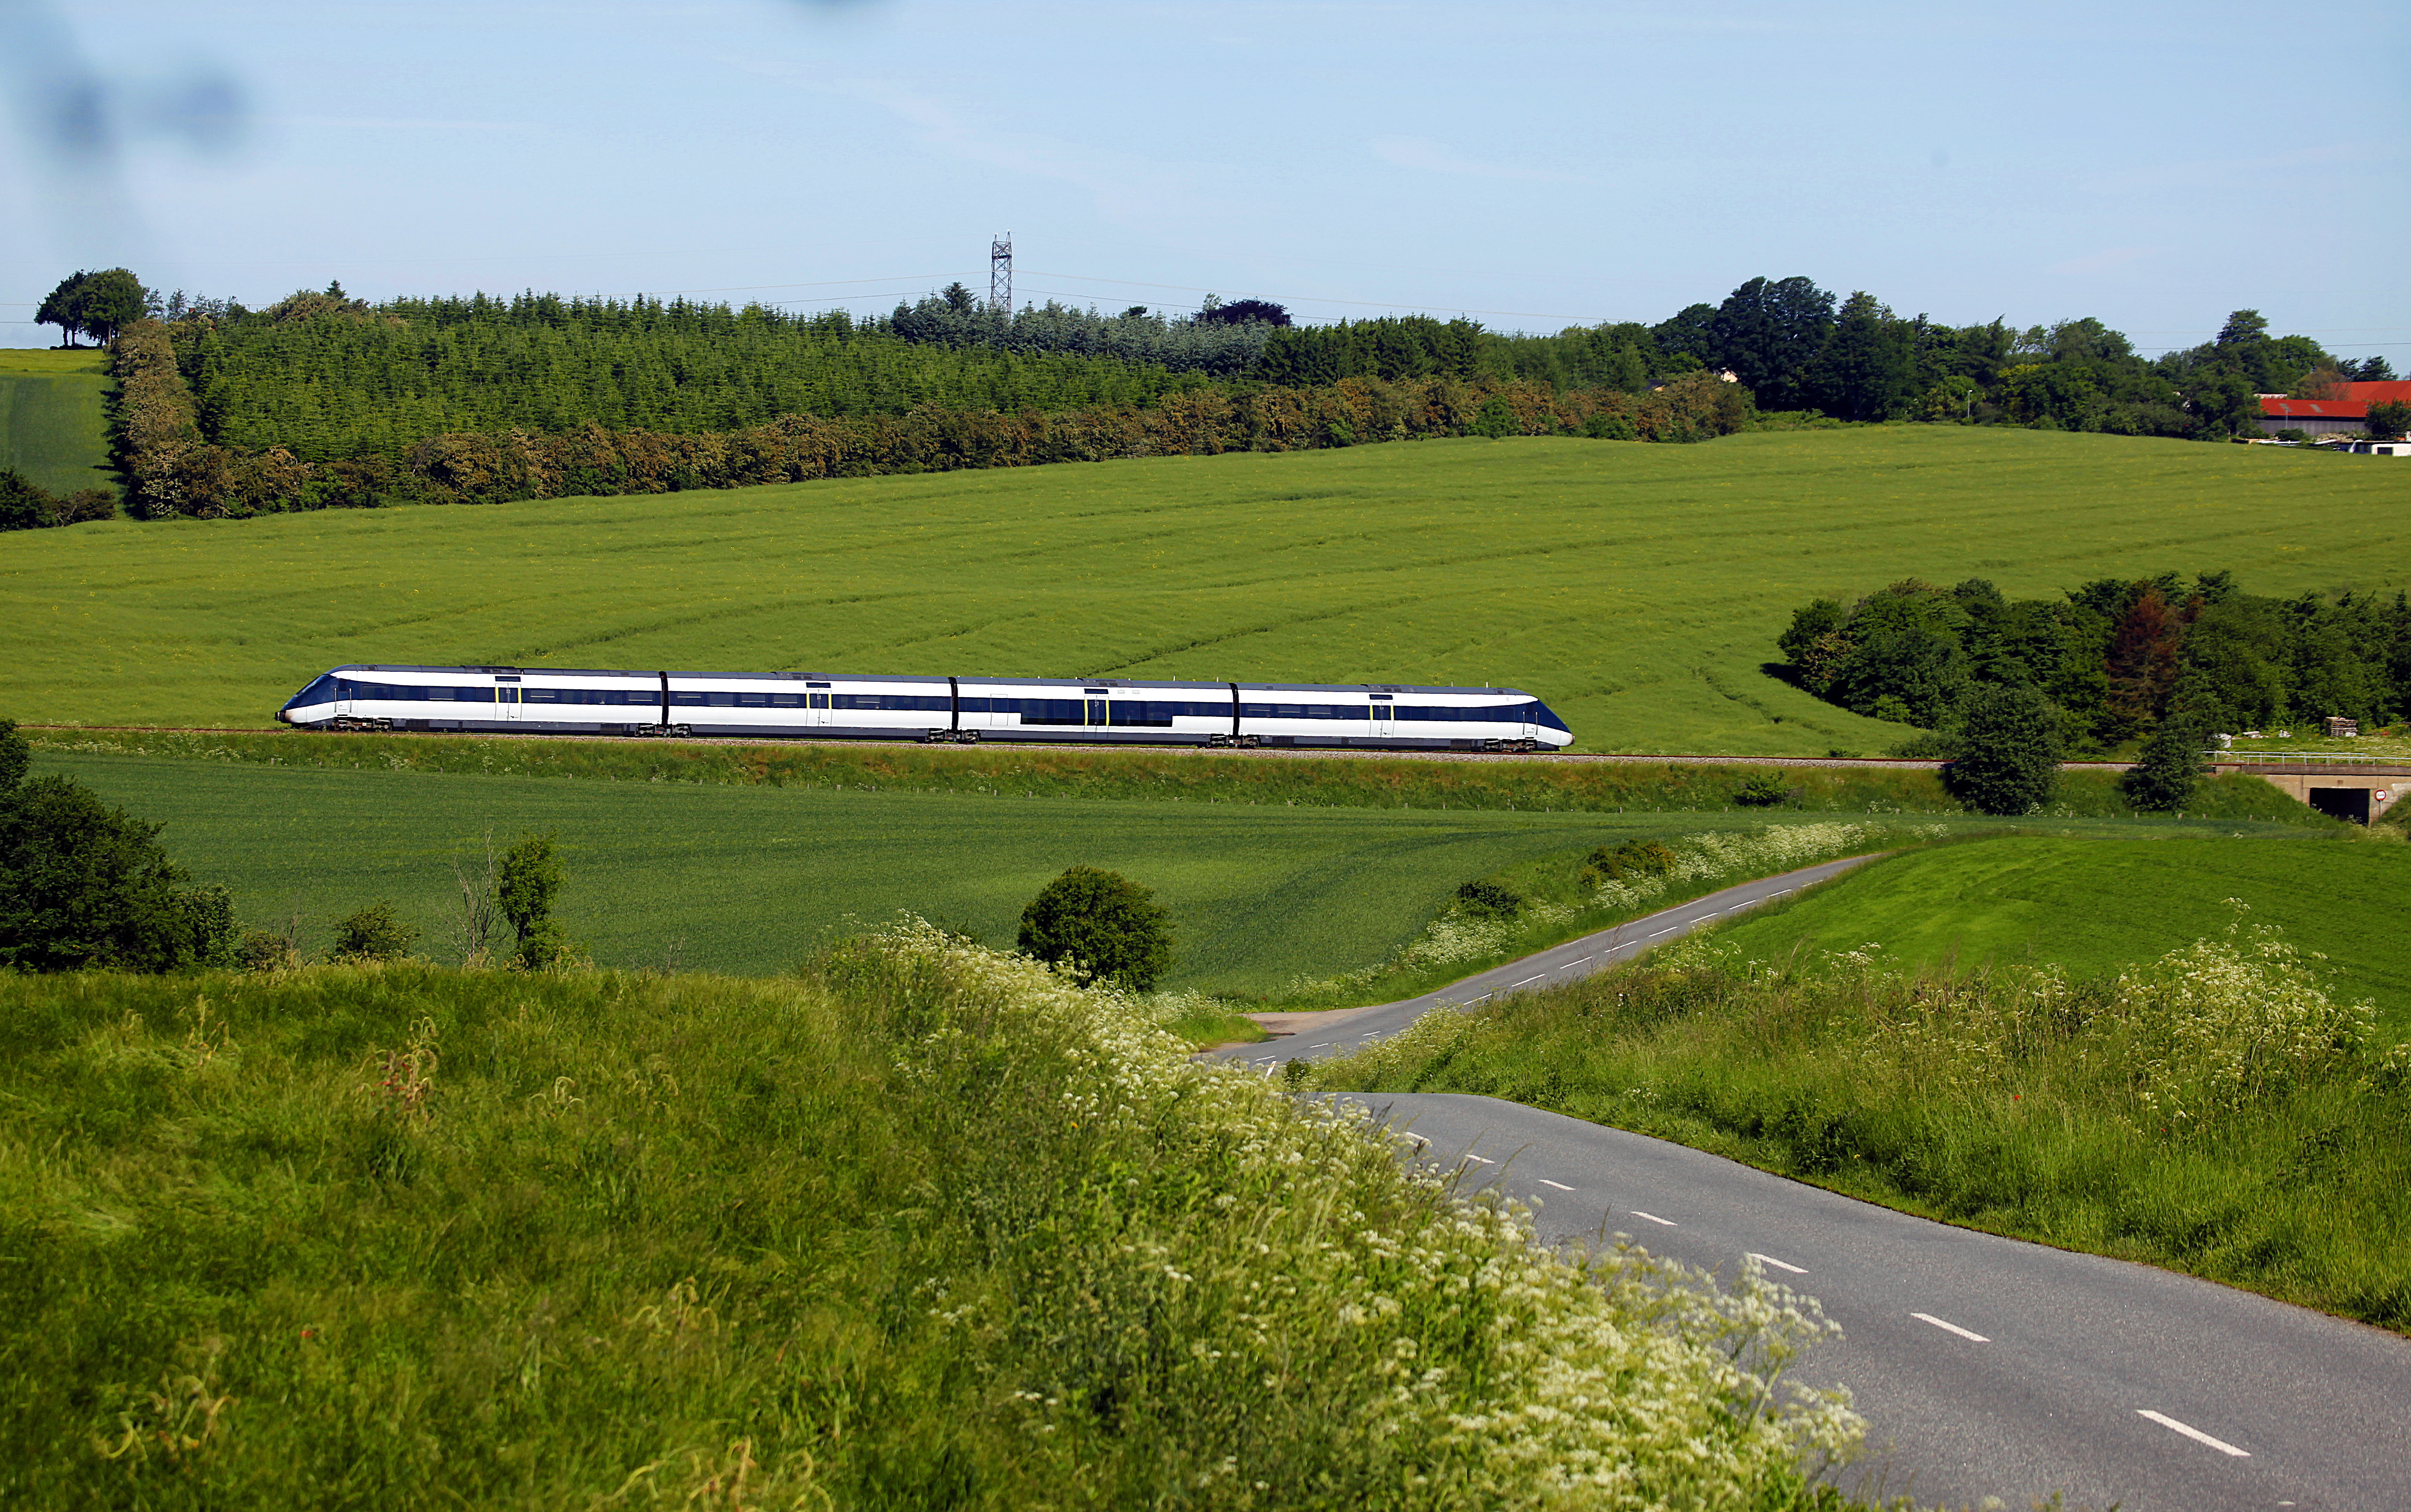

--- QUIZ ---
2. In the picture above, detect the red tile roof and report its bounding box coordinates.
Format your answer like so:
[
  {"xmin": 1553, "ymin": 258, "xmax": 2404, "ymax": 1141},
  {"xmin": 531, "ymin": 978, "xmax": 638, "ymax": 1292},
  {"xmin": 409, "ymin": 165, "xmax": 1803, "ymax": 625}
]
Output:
[
  {"xmin": 2343, "ymin": 380, "xmax": 2411, "ymax": 405},
  {"xmin": 2261, "ymin": 397, "xmax": 2367, "ymax": 418}
]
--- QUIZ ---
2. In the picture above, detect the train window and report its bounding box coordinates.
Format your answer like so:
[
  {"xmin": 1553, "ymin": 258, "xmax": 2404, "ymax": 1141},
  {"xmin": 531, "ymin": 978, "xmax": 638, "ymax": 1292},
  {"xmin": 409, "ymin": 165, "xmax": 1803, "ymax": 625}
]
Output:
[
  {"xmin": 1109, "ymin": 702, "xmax": 1175, "ymax": 727},
  {"xmin": 771, "ymin": 693, "xmax": 799, "ymax": 707},
  {"xmin": 806, "ymin": 681, "xmax": 831, "ymax": 689},
  {"xmin": 1016, "ymin": 699, "xmax": 1086, "ymax": 725},
  {"xmin": 738, "ymin": 692, "xmax": 769, "ymax": 707},
  {"xmin": 1240, "ymin": 702, "xmax": 1370, "ymax": 720},
  {"xmin": 1369, "ymin": 694, "xmax": 1393, "ymax": 701}
]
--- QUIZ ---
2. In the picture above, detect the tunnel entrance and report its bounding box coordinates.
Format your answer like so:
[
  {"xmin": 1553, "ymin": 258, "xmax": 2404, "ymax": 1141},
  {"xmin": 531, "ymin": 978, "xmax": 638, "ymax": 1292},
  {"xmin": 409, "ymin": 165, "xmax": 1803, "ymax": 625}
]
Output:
[{"xmin": 2308, "ymin": 787, "xmax": 2373, "ymax": 824}]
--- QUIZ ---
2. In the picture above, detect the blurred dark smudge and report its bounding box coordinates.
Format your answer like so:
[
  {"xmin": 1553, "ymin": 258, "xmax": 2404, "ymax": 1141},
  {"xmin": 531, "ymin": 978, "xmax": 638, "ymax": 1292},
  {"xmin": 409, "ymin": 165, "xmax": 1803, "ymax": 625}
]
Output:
[{"xmin": 1, "ymin": 0, "xmax": 251, "ymax": 262}]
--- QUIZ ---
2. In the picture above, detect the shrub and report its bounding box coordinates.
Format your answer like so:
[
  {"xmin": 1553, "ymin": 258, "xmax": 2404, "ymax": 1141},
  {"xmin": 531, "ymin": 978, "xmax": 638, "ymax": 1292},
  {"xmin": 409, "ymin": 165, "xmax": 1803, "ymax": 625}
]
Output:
[
  {"xmin": 235, "ymin": 927, "xmax": 302, "ymax": 972},
  {"xmin": 327, "ymin": 900, "xmax": 418, "ymax": 962},
  {"xmin": 496, "ymin": 832, "xmax": 570, "ymax": 970},
  {"xmin": 1577, "ymin": 838, "xmax": 1679, "ymax": 886},
  {"xmin": 0, "ymin": 772, "xmax": 238, "ymax": 972},
  {"xmin": 1015, "ymin": 865, "xmax": 1173, "ymax": 990},
  {"xmin": 1451, "ymin": 879, "xmax": 1524, "ymax": 918},
  {"xmin": 1734, "ymin": 772, "xmax": 1794, "ymax": 807},
  {"xmin": 1947, "ymin": 685, "xmax": 2064, "ymax": 815}
]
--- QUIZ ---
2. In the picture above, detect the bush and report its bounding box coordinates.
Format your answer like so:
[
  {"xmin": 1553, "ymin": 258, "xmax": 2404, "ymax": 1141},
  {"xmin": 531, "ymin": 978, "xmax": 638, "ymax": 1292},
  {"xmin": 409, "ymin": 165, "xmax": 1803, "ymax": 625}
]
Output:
[
  {"xmin": 496, "ymin": 833, "xmax": 571, "ymax": 970},
  {"xmin": 1015, "ymin": 865, "xmax": 1173, "ymax": 990},
  {"xmin": 328, "ymin": 900, "xmax": 418, "ymax": 962},
  {"xmin": 1733, "ymin": 772, "xmax": 1794, "ymax": 807},
  {"xmin": 1451, "ymin": 879, "xmax": 1524, "ymax": 919},
  {"xmin": 1946, "ymin": 685, "xmax": 2064, "ymax": 815},
  {"xmin": 0, "ymin": 771, "xmax": 238, "ymax": 973},
  {"xmin": 1577, "ymin": 839, "xmax": 1679, "ymax": 886},
  {"xmin": 0, "ymin": 718, "xmax": 27, "ymax": 792},
  {"xmin": 236, "ymin": 927, "xmax": 302, "ymax": 972}
]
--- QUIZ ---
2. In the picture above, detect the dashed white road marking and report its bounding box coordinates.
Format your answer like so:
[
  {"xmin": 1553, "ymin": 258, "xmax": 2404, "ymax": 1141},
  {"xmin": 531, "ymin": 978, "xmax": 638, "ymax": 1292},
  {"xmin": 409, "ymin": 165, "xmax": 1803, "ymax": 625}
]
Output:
[
  {"xmin": 1648, "ymin": 927, "xmax": 1679, "ymax": 938},
  {"xmin": 1309, "ymin": 1042, "xmax": 1330, "ymax": 1048},
  {"xmin": 2137, "ymin": 1410, "xmax": 2250, "ymax": 1457},
  {"xmin": 1511, "ymin": 975, "xmax": 1543, "ymax": 989},
  {"xmin": 1912, "ymin": 1312, "xmax": 1990, "ymax": 1342},
  {"xmin": 1536, "ymin": 1179, "xmax": 1576, "ymax": 1192},
  {"xmin": 1460, "ymin": 1153, "xmax": 1496, "ymax": 1165},
  {"xmin": 1749, "ymin": 1252, "xmax": 1808, "ymax": 1274},
  {"xmin": 1628, "ymin": 1210, "xmax": 1678, "ymax": 1227}
]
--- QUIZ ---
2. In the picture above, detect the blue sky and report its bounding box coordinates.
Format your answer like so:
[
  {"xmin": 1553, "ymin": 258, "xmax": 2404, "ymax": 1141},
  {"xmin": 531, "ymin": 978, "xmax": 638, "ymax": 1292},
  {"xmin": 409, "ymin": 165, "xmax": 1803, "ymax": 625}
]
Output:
[{"xmin": 3, "ymin": 0, "xmax": 2404, "ymax": 364}]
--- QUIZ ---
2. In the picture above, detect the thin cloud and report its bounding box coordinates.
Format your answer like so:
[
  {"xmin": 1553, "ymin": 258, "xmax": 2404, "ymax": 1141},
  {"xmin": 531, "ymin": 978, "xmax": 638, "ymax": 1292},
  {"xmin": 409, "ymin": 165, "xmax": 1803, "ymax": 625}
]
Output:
[
  {"xmin": 273, "ymin": 115, "xmax": 543, "ymax": 131},
  {"xmin": 2048, "ymin": 246, "xmax": 2154, "ymax": 276},
  {"xmin": 1371, "ymin": 135, "xmax": 1594, "ymax": 185},
  {"xmin": 2081, "ymin": 139, "xmax": 2398, "ymax": 193},
  {"xmin": 728, "ymin": 61, "xmax": 1245, "ymax": 239}
]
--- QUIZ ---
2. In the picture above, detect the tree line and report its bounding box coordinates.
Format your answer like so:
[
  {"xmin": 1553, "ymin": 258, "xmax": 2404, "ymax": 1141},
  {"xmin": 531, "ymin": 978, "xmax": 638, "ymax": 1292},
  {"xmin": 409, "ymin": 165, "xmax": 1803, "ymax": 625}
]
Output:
[
  {"xmin": 34, "ymin": 263, "xmax": 2388, "ymax": 526},
  {"xmin": 1780, "ymin": 573, "xmax": 2411, "ymax": 753},
  {"xmin": 114, "ymin": 315, "xmax": 1747, "ymax": 517}
]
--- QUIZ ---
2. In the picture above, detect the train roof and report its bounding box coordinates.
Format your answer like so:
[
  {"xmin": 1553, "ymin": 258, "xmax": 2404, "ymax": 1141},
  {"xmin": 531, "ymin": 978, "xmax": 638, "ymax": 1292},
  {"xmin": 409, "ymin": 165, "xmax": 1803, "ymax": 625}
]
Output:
[{"xmin": 319, "ymin": 665, "xmax": 1533, "ymax": 695}]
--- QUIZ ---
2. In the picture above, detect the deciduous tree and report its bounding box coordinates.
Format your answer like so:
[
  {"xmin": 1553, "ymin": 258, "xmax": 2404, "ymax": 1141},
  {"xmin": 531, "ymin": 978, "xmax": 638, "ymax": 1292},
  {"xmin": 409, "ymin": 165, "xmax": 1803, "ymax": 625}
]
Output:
[
  {"xmin": 1946, "ymin": 686, "xmax": 2064, "ymax": 816},
  {"xmin": 1016, "ymin": 865, "xmax": 1172, "ymax": 991}
]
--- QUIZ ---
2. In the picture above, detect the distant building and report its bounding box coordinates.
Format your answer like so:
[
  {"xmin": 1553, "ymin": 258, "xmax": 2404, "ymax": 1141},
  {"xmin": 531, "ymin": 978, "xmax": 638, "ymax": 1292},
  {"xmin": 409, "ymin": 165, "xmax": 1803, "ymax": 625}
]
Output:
[
  {"xmin": 2341, "ymin": 380, "xmax": 2411, "ymax": 406},
  {"xmin": 2257, "ymin": 396, "xmax": 2368, "ymax": 436}
]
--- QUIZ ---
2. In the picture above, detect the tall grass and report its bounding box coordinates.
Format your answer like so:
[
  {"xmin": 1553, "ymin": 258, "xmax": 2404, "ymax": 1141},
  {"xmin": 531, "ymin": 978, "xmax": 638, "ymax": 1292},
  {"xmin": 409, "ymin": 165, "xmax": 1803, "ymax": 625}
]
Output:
[
  {"xmin": 1307, "ymin": 913, "xmax": 2411, "ymax": 1329},
  {"xmin": 0, "ymin": 927, "xmax": 1868, "ymax": 1508}
]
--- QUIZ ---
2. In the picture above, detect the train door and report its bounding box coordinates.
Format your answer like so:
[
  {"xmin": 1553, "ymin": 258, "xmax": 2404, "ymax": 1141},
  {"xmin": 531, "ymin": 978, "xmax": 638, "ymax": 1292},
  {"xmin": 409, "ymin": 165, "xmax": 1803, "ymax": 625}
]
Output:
[
  {"xmin": 807, "ymin": 683, "xmax": 832, "ymax": 725},
  {"xmin": 1086, "ymin": 691, "xmax": 1109, "ymax": 732},
  {"xmin": 334, "ymin": 679, "xmax": 353, "ymax": 718},
  {"xmin": 1371, "ymin": 698, "xmax": 1394, "ymax": 739},
  {"xmin": 499, "ymin": 686, "xmax": 521, "ymax": 721}
]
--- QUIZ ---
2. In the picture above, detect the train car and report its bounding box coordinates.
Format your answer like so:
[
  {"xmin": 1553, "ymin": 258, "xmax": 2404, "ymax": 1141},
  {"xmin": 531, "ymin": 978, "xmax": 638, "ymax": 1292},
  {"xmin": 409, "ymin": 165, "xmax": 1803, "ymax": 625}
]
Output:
[{"xmin": 277, "ymin": 665, "xmax": 1574, "ymax": 751}]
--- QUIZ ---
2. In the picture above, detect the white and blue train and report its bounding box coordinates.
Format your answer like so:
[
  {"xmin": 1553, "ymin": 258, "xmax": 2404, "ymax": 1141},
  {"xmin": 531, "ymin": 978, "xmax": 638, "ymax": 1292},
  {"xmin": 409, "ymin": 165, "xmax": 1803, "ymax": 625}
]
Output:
[{"xmin": 277, "ymin": 665, "xmax": 1574, "ymax": 751}]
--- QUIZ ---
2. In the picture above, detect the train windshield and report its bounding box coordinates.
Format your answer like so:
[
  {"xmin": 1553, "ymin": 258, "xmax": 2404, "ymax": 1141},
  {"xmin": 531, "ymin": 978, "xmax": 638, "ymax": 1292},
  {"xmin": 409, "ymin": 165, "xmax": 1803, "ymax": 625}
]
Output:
[
  {"xmin": 1532, "ymin": 701, "xmax": 1570, "ymax": 732},
  {"xmin": 283, "ymin": 673, "xmax": 339, "ymax": 710}
]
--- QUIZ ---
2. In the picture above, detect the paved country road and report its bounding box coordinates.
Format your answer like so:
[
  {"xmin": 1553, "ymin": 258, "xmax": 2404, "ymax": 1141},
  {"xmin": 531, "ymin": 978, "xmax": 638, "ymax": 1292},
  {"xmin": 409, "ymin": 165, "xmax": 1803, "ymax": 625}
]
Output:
[{"xmin": 1212, "ymin": 860, "xmax": 2411, "ymax": 1511}]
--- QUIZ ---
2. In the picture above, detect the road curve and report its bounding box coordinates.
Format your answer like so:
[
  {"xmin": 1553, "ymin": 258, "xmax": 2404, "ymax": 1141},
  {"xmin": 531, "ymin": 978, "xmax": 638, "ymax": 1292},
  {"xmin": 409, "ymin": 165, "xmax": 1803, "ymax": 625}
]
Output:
[
  {"xmin": 1212, "ymin": 864, "xmax": 2411, "ymax": 1510},
  {"xmin": 1211, "ymin": 854, "xmax": 1881, "ymax": 1064}
]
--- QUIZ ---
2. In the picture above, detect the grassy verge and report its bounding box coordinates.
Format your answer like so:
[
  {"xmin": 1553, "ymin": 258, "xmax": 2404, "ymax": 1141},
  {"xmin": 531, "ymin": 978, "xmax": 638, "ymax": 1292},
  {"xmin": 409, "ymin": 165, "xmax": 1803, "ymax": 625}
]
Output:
[
  {"xmin": 1307, "ymin": 917, "xmax": 2411, "ymax": 1331},
  {"xmin": 1713, "ymin": 835, "xmax": 2411, "ymax": 1028},
  {"xmin": 24, "ymin": 725, "xmax": 2331, "ymax": 823},
  {"xmin": 0, "ymin": 927, "xmax": 1867, "ymax": 1508}
]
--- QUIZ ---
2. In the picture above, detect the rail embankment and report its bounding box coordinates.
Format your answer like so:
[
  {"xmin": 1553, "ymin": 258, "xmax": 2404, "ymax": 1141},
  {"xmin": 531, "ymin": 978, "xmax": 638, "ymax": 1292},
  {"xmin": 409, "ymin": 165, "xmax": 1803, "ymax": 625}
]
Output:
[{"xmin": 24, "ymin": 725, "xmax": 2325, "ymax": 822}]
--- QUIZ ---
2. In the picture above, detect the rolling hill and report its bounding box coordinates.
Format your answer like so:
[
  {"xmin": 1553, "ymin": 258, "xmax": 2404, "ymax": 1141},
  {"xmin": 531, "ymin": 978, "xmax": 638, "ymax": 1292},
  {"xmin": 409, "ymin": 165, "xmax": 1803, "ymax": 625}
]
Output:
[{"xmin": 1, "ymin": 425, "xmax": 2400, "ymax": 752}]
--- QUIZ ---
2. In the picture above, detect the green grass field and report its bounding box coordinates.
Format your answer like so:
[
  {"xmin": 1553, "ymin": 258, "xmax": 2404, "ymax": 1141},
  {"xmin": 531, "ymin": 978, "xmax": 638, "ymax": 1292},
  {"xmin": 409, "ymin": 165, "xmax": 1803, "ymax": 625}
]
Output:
[
  {"xmin": 35, "ymin": 749, "xmax": 2332, "ymax": 997},
  {"xmin": 2, "ymin": 425, "xmax": 2401, "ymax": 751},
  {"xmin": 1714, "ymin": 835, "xmax": 2411, "ymax": 1029},
  {"xmin": 0, "ymin": 348, "xmax": 113, "ymax": 499},
  {"xmin": 38, "ymin": 750, "xmax": 1664, "ymax": 992}
]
